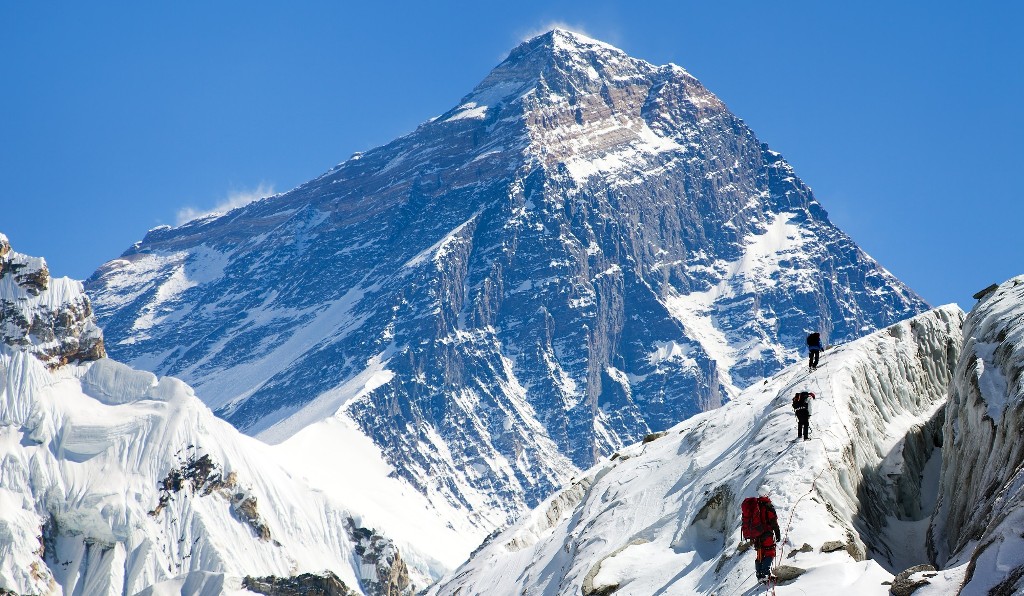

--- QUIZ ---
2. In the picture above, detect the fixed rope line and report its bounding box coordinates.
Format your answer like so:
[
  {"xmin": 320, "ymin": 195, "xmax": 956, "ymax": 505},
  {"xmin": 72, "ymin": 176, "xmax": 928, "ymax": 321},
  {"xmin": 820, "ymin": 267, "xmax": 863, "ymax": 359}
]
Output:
[{"xmin": 769, "ymin": 368, "xmax": 849, "ymax": 594}]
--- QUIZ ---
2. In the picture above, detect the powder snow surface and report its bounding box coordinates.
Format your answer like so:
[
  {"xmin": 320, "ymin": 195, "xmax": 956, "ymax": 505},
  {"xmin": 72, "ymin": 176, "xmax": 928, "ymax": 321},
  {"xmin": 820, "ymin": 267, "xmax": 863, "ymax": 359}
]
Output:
[{"xmin": 430, "ymin": 305, "xmax": 964, "ymax": 595}]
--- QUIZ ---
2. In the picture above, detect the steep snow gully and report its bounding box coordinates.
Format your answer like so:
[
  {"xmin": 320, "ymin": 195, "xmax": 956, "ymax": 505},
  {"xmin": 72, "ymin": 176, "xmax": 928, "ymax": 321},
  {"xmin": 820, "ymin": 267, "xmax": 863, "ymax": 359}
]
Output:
[{"xmin": 430, "ymin": 277, "xmax": 1024, "ymax": 595}]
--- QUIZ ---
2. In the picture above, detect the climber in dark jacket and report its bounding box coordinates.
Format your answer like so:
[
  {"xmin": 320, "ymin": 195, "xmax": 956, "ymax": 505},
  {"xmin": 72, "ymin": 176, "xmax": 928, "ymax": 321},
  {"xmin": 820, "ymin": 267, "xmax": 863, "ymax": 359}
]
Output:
[
  {"xmin": 807, "ymin": 332, "xmax": 824, "ymax": 370},
  {"xmin": 793, "ymin": 391, "xmax": 816, "ymax": 440}
]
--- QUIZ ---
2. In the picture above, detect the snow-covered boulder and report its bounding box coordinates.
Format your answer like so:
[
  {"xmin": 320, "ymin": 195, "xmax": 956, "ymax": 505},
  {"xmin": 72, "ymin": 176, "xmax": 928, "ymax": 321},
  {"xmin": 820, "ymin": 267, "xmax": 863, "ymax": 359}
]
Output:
[{"xmin": 428, "ymin": 305, "xmax": 964, "ymax": 595}]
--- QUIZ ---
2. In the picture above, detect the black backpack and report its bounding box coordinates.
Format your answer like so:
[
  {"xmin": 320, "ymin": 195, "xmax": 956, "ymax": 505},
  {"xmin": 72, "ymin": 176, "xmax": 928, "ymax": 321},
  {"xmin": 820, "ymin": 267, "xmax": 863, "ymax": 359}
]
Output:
[
  {"xmin": 793, "ymin": 392, "xmax": 810, "ymax": 410},
  {"xmin": 806, "ymin": 332, "xmax": 820, "ymax": 347}
]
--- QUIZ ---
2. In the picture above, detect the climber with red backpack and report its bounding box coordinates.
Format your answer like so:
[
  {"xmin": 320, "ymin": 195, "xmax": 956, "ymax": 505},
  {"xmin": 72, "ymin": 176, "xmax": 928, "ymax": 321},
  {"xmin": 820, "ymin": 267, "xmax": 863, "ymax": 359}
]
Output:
[{"xmin": 741, "ymin": 495, "xmax": 782, "ymax": 584}]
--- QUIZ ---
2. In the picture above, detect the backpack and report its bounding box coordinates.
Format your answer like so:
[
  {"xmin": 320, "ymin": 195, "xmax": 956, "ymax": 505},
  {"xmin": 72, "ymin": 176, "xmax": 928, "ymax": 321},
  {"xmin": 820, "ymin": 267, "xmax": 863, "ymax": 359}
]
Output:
[
  {"xmin": 806, "ymin": 332, "xmax": 820, "ymax": 347},
  {"xmin": 741, "ymin": 496, "xmax": 777, "ymax": 540},
  {"xmin": 793, "ymin": 392, "xmax": 810, "ymax": 410}
]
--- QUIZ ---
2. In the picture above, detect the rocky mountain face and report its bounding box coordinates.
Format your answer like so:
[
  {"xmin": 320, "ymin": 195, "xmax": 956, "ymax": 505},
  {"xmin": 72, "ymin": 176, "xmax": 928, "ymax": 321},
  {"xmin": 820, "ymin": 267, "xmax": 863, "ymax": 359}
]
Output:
[
  {"xmin": 87, "ymin": 30, "xmax": 927, "ymax": 529},
  {"xmin": 0, "ymin": 237, "xmax": 423, "ymax": 596},
  {"xmin": 0, "ymin": 232, "xmax": 105, "ymax": 368}
]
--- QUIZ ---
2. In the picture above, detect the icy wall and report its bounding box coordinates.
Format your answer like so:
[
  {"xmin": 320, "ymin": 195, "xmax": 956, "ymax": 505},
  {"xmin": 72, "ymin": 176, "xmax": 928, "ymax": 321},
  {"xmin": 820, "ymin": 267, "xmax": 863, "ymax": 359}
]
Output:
[
  {"xmin": 0, "ymin": 238, "xmax": 427, "ymax": 596},
  {"xmin": 928, "ymin": 276, "xmax": 1024, "ymax": 594}
]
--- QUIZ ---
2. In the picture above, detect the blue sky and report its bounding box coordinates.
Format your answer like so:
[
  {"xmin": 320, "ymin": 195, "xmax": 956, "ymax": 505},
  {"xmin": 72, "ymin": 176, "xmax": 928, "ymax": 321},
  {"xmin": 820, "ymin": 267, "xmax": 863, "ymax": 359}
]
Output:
[{"xmin": 2, "ymin": 2, "xmax": 1021, "ymax": 309}]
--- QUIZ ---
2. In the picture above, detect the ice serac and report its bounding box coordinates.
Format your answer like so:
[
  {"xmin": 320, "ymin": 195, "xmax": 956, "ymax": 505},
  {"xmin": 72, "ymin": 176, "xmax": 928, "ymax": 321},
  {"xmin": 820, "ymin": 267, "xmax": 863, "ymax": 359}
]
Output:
[
  {"xmin": 0, "ymin": 238, "xmax": 430, "ymax": 596},
  {"xmin": 429, "ymin": 306, "xmax": 963, "ymax": 595},
  {"xmin": 928, "ymin": 276, "xmax": 1024, "ymax": 594},
  {"xmin": 87, "ymin": 29, "xmax": 927, "ymax": 528}
]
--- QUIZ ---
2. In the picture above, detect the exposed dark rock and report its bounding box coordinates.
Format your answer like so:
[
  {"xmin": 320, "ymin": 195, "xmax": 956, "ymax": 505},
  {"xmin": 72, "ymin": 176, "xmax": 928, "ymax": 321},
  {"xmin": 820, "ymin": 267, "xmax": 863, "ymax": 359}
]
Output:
[
  {"xmin": 972, "ymin": 283, "xmax": 998, "ymax": 301},
  {"xmin": 242, "ymin": 572, "xmax": 358, "ymax": 596},
  {"xmin": 150, "ymin": 451, "xmax": 271, "ymax": 541},
  {"xmin": 773, "ymin": 565, "xmax": 806, "ymax": 581},
  {"xmin": 820, "ymin": 540, "xmax": 845, "ymax": 553},
  {"xmin": 343, "ymin": 518, "xmax": 413, "ymax": 596},
  {"xmin": 642, "ymin": 431, "xmax": 669, "ymax": 444},
  {"xmin": 787, "ymin": 543, "xmax": 813, "ymax": 558},
  {"xmin": 0, "ymin": 240, "xmax": 105, "ymax": 368},
  {"xmin": 889, "ymin": 564, "xmax": 935, "ymax": 596}
]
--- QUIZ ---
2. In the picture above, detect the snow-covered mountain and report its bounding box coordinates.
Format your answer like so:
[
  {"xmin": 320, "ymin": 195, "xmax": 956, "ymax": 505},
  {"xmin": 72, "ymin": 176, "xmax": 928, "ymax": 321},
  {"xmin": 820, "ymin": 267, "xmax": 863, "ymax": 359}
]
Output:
[
  {"xmin": 0, "ymin": 238, "xmax": 449, "ymax": 595},
  {"xmin": 427, "ymin": 305, "xmax": 964, "ymax": 595},
  {"xmin": 87, "ymin": 29, "xmax": 927, "ymax": 530}
]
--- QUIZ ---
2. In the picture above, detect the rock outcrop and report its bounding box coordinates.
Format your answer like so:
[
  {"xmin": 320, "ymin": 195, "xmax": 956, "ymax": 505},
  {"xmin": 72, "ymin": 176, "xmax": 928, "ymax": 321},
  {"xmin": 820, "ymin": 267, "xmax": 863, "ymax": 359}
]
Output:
[{"xmin": 0, "ymin": 233, "xmax": 105, "ymax": 368}]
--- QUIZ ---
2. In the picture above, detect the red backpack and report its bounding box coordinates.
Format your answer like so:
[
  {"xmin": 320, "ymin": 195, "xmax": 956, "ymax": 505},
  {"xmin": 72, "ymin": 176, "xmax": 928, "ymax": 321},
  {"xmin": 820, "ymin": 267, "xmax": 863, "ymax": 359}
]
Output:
[{"xmin": 741, "ymin": 496, "xmax": 777, "ymax": 540}]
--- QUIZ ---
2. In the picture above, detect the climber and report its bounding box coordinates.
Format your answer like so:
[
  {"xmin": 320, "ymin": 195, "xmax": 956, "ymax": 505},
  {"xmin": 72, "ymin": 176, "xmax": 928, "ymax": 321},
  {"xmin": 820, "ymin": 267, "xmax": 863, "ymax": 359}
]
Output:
[
  {"xmin": 792, "ymin": 390, "xmax": 816, "ymax": 441},
  {"xmin": 806, "ymin": 332, "xmax": 824, "ymax": 370},
  {"xmin": 741, "ymin": 495, "xmax": 782, "ymax": 584}
]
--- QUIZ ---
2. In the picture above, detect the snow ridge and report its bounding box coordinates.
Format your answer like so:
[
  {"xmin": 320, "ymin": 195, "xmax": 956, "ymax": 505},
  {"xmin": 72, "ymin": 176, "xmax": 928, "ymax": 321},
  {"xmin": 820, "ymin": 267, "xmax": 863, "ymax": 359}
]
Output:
[{"xmin": 429, "ymin": 305, "xmax": 964, "ymax": 595}]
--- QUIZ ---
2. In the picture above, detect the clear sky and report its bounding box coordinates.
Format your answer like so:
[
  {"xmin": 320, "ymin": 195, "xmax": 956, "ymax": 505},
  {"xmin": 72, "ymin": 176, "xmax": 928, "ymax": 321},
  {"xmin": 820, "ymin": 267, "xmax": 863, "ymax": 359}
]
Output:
[{"xmin": 2, "ymin": 2, "xmax": 1021, "ymax": 309}]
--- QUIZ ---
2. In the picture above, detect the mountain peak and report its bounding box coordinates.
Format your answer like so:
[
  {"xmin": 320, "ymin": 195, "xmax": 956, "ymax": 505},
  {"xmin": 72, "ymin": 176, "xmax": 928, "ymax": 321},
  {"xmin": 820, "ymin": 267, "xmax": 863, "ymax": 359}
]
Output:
[
  {"xmin": 458, "ymin": 28, "xmax": 650, "ymax": 119},
  {"xmin": 521, "ymin": 28, "xmax": 622, "ymax": 54}
]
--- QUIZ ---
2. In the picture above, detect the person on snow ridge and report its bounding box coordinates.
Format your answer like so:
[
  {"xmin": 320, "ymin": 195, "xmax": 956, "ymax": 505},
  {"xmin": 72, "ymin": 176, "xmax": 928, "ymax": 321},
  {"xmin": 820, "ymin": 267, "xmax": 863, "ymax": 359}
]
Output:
[
  {"xmin": 806, "ymin": 332, "xmax": 824, "ymax": 370},
  {"xmin": 792, "ymin": 390, "xmax": 816, "ymax": 441},
  {"xmin": 744, "ymin": 496, "xmax": 782, "ymax": 583}
]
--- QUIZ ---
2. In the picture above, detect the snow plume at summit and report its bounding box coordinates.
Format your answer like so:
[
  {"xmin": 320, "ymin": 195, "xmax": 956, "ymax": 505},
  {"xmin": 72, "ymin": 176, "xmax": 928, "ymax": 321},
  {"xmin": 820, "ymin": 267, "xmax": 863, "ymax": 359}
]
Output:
[{"xmin": 87, "ymin": 29, "xmax": 928, "ymax": 534}]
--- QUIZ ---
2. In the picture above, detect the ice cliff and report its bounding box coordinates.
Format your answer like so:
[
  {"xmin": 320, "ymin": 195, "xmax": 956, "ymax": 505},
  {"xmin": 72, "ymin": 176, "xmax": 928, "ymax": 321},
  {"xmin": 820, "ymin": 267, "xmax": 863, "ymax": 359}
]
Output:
[
  {"xmin": 925, "ymin": 276, "xmax": 1024, "ymax": 594},
  {"xmin": 0, "ymin": 238, "xmax": 431, "ymax": 595}
]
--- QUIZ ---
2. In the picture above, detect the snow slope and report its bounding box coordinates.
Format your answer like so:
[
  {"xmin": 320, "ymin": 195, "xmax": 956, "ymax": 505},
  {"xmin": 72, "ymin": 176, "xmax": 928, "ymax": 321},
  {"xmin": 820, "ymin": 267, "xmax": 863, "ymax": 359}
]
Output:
[
  {"xmin": 429, "ymin": 305, "xmax": 963, "ymax": 595},
  {"xmin": 0, "ymin": 239, "xmax": 439, "ymax": 595}
]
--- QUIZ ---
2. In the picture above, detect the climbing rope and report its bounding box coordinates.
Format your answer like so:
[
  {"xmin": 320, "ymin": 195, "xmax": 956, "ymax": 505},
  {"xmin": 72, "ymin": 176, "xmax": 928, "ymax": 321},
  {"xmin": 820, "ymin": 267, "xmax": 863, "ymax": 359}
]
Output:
[
  {"xmin": 733, "ymin": 360, "xmax": 855, "ymax": 596},
  {"xmin": 769, "ymin": 367, "xmax": 850, "ymax": 594}
]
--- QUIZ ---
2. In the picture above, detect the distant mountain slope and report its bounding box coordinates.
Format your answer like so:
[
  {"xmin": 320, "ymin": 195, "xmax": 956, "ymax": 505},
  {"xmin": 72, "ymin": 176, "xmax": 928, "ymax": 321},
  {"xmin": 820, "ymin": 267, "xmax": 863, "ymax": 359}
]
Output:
[
  {"xmin": 87, "ymin": 29, "xmax": 927, "ymax": 529},
  {"xmin": 0, "ymin": 237, "xmax": 444, "ymax": 595},
  {"xmin": 429, "ymin": 305, "xmax": 964, "ymax": 595}
]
